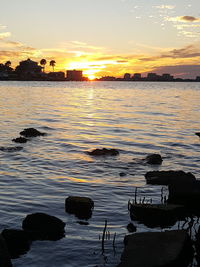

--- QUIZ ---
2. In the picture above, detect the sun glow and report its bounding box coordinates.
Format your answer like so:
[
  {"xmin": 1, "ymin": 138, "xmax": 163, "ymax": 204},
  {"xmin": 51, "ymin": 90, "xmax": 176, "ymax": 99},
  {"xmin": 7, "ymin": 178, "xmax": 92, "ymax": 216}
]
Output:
[{"xmin": 88, "ymin": 74, "xmax": 95, "ymax": 80}]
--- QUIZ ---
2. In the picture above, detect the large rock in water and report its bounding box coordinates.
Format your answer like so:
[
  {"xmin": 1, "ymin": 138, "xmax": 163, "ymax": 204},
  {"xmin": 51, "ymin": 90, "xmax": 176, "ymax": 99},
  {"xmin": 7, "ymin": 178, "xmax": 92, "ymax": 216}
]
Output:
[
  {"xmin": 12, "ymin": 137, "xmax": 28, "ymax": 143},
  {"xmin": 65, "ymin": 196, "xmax": 94, "ymax": 219},
  {"xmin": 20, "ymin": 128, "xmax": 45, "ymax": 137},
  {"xmin": 118, "ymin": 230, "xmax": 193, "ymax": 267},
  {"xmin": 0, "ymin": 234, "xmax": 12, "ymax": 267},
  {"xmin": 87, "ymin": 148, "xmax": 119, "ymax": 156},
  {"xmin": 22, "ymin": 213, "xmax": 65, "ymax": 241},
  {"xmin": 1, "ymin": 229, "xmax": 31, "ymax": 259},
  {"xmin": 145, "ymin": 170, "xmax": 196, "ymax": 185},
  {"xmin": 129, "ymin": 203, "xmax": 186, "ymax": 228},
  {"xmin": 145, "ymin": 154, "xmax": 163, "ymax": 165}
]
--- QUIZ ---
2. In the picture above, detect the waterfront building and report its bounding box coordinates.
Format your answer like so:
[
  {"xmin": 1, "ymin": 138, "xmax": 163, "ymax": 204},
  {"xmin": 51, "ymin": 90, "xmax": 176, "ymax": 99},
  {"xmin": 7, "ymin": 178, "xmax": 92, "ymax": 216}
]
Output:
[
  {"xmin": 162, "ymin": 73, "xmax": 174, "ymax": 81},
  {"xmin": 147, "ymin": 73, "xmax": 159, "ymax": 81},
  {"xmin": 132, "ymin": 73, "xmax": 142, "ymax": 80},
  {"xmin": 15, "ymin": 59, "xmax": 42, "ymax": 79},
  {"xmin": 48, "ymin": 72, "xmax": 65, "ymax": 80},
  {"xmin": 66, "ymin": 70, "xmax": 83, "ymax": 81},
  {"xmin": 124, "ymin": 73, "xmax": 131, "ymax": 80}
]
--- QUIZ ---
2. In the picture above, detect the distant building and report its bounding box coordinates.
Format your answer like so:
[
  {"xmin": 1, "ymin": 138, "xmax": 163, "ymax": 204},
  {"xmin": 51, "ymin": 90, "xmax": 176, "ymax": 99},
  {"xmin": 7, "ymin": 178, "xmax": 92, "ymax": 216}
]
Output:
[
  {"xmin": 66, "ymin": 70, "xmax": 83, "ymax": 81},
  {"xmin": 124, "ymin": 73, "xmax": 131, "ymax": 80},
  {"xmin": 162, "ymin": 73, "xmax": 173, "ymax": 81},
  {"xmin": 147, "ymin": 73, "xmax": 159, "ymax": 81},
  {"xmin": 48, "ymin": 72, "xmax": 65, "ymax": 80},
  {"xmin": 132, "ymin": 73, "xmax": 142, "ymax": 80},
  {"xmin": 15, "ymin": 58, "xmax": 42, "ymax": 79},
  {"xmin": 196, "ymin": 76, "xmax": 200, "ymax": 81},
  {"xmin": 98, "ymin": 76, "xmax": 116, "ymax": 81}
]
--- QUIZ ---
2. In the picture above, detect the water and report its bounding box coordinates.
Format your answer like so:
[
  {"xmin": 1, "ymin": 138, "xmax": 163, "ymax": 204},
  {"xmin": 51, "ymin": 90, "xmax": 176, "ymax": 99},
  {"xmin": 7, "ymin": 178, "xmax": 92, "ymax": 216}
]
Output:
[{"xmin": 0, "ymin": 81, "xmax": 200, "ymax": 266}]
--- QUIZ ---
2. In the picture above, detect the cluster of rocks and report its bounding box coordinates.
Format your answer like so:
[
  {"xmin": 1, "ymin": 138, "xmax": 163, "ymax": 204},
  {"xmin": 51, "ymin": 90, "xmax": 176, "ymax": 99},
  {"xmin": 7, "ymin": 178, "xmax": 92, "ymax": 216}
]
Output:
[{"xmin": 0, "ymin": 196, "xmax": 94, "ymax": 265}]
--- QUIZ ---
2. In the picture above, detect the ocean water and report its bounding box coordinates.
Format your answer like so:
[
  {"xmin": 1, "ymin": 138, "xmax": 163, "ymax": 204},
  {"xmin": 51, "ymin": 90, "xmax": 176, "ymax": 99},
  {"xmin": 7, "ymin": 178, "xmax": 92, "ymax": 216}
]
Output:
[{"xmin": 0, "ymin": 81, "xmax": 200, "ymax": 266}]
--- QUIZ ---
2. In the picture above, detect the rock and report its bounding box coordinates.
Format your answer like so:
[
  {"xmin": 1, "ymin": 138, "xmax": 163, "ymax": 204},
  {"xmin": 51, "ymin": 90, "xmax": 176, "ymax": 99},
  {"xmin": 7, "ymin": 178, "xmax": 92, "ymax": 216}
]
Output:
[
  {"xmin": 145, "ymin": 154, "xmax": 163, "ymax": 165},
  {"xmin": 87, "ymin": 148, "xmax": 119, "ymax": 156},
  {"xmin": 1, "ymin": 229, "xmax": 31, "ymax": 259},
  {"xmin": 168, "ymin": 179, "xmax": 200, "ymax": 211},
  {"xmin": 145, "ymin": 170, "xmax": 196, "ymax": 185},
  {"xmin": 119, "ymin": 172, "xmax": 127, "ymax": 177},
  {"xmin": 127, "ymin": 223, "xmax": 137, "ymax": 233},
  {"xmin": 129, "ymin": 203, "xmax": 186, "ymax": 228},
  {"xmin": 0, "ymin": 146, "xmax": 23, "ymax": 152},
  {"xmin": 65, "ymin": 196, "xmax": 94, "ymax": 220},
  {"xmin": 22, "ymin": 213, "xmax": 65, "ymax": 241},
  {"xmin": 0, "ymin": 234, "xmax": 12, "ymax": 266},
  {"xmin": 20, "ymin": 128, "xmax": 45, "ymax": 137},
  {"xmin": 76, "ymin": 221, "xmax": 89, "ymax": 225},
  {"xmin": 118, "ymin": 230, "xmax": 193, "ymax": 267},
  {"xmin": 12, "ymin": 137, "xmax": 28, "ymax": 143},
  {"xmin": 195, "ymin": 132, "xmax": 200, "ymax": 137}
]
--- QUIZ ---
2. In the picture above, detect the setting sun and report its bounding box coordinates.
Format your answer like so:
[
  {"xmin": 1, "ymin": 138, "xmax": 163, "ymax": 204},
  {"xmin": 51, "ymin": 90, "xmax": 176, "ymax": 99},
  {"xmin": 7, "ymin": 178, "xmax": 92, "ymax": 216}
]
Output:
[{"xmin": 88, "ymin": 74, "xmax": 95, "ymax": 80}]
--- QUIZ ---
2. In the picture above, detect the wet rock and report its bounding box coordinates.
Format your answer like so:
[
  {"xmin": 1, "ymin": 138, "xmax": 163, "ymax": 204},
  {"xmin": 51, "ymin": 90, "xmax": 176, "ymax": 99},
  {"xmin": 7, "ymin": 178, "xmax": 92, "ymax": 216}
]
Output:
[
  {"xmin": 1, "ymin": 229, "xmax": 31, "ymax": 259},
  {"xmin": 0, "ymin": 234, "xmax": 12, "ymax": 266},
  {"xmin": 145, "ymin": 154, "xmax": 163, "ymax": 165},
  {"xmin": 195, "ymin": 132, "xmax": 200, "ymax": 137},
  {"xmin": 0, "ymin": 146, "xmax": 23, "ymax": 152},
  {"xmin": 20, "ymin": 128, "xmax": 46, "ymax": 137},
  {"xmin": 127, "ymin": 223, "xmax": 137, "ymax": 233},
  {"xmin": 87, "ymin": 148, "xmax": 119, "ymax": 156},
  {"xmin": 118, "ymin": 230, "xmax": 193, "ymax": 267},
  {"xmin": 129, "ymin": 203, "xmax": 186, "ymax": 228},
  {"xmin": 65, "ymin": 196, "xmax": 94, "ymax": 220},
  {"xmin": 12, "ymin": 137, "xmax": 28, "ymax": 143},
  {"xmin": 145, "ymin": 170, "xmax": 196, "ymax": 185},
  {"xmin": 22, "ymin": 213, "xmax": 65, "ymax": 241},
  {"xmin": 119, "ymin": 172, "xmax": 127, "ymax": 177},
  {"xmin": 168, "ymin": 179, "xmax": 200, "ymax": 211}
]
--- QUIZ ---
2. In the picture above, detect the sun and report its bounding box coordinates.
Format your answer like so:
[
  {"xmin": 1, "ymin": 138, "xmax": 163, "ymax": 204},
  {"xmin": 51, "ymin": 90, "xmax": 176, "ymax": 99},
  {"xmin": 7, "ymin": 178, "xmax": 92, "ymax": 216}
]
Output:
[{"xmin": 88, "ymin": 74, "xmax": 95, "ymax": 80}]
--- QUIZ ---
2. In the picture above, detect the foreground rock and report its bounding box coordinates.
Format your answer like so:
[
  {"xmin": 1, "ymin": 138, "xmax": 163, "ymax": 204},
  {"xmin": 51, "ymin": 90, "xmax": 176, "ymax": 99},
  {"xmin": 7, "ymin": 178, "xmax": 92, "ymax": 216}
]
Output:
[
  {"xmin": 20, "ymin": 128, "xmax": 46, "ymax": 137},
  {"xmin": 0, "ymin": 234, "xmax": 12, "ymax": 266},
  {"xmin": 22, "ymin": 213, "xmax": 65, "ymax": 241},
  {"xmin": 12, "ymin": 137, "xmax": 28, "ymax": 143},
  {"xmin": 145, "ymin": 170, "xmax": 196, "ymax": 185},
  {"xmin": 1, "ymin": 229, "xmax": 31, "ymax": 259},
  {"xmin": 195, "ymin": 132, "xmax": 200, "ymax": 137},
  {"xmin": 168, "ymin": 179, "xmax": 200, "ymax": 211},
  {"xmin": 118, "ymin": 230, "xmax": 193, "ymax": 267},
  {"xmin": 129, "ymin": 203, "xmax": 186, "ymax": 228},
  {"xmin": 145, "ymin": 154, "xmax": 163, "ymax": 165},
  {"xmin": 65, "ymin": 196, "xmax": 94, "ymax": 219},
  {"xmin": 87, "ymin": 148, "xmax": 119, "ymax": 156}
]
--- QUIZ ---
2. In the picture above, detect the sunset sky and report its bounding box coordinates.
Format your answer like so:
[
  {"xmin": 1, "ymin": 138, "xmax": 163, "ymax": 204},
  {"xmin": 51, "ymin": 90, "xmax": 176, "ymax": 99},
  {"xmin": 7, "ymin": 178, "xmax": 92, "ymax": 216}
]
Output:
[{"xmin": 0, "ymin": 0, "xmax": 200, "ymax": 78}]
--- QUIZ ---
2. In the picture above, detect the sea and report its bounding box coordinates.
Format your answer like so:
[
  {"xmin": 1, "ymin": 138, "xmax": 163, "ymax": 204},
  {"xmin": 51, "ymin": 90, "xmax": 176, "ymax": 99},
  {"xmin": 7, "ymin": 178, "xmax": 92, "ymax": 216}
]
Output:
[{"xmin": 0, "ymin": 81, "xmax": 200, "ymax": 267}]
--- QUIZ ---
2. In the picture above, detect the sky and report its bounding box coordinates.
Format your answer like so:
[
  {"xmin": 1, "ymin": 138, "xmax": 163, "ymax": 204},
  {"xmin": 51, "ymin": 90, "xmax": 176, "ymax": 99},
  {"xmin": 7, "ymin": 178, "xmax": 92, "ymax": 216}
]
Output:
[{"xmin": 0, "ymin": 0, "xmax": 200, "ymax": 79}]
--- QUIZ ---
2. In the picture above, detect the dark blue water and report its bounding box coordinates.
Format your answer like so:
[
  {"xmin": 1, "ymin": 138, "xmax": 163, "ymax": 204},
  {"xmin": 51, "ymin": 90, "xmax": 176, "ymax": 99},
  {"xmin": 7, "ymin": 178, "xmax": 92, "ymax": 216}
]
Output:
[{"xmin": 0, "ymin": 81, "xmax": 200, "ymax": 266}]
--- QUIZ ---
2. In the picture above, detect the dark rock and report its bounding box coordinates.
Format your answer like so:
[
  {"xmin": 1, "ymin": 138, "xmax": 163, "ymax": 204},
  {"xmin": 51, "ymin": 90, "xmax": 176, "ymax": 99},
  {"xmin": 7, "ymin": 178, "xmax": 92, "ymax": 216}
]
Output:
[
  {"xmin": 145, "ymin": 154, "xmax": 163, "ymax": 165},
  {"xmin": 119, "ymin": 172, "xmax": 127, "ymax": 177},
  {"xmin": 12, "ymin": 137, "xmax": 28, "ymax": 143},
  {"xmin": 0, "ymin": 234, "xmax": 12, "ymax": 266},
  {"xmin": 87, "ymin": 148, "xmax": 119, "ymax": 156},
  {"xmin": 65, "ymin": 196, "xmax": 94, "ymax": 220},
  {"xmin": 127, "ymin": 223, "xmax": 137, "ymax": 233},
  {"xmin": 168, "ymin": 179, "xmax": 200, "ymax": 211},
  {"xmin": 1, "ymin": 229, "xmax": 31, "ymax": 259},
  {"xmin": 118, "ymin": 230, "xmax": 193, "ymax": 267},
  {"xmin": 145, "ymin": 170, "xmax": 196, "ymax": 185},
  {"xmin": 0, "ymin": 146, "xmax": 23, "ymax": 152},
  {"xmin": 22, "ymin": 213, "xmax": 65, "ymax": 241},
  {"xmin": 20, "ymin": 128, "xmax": 46, "ymax": 137},
  {"xmin": 76, "ymin": 221, "xmax": 89, "ymax": 225},
  {"xmin": 129, "ymin": 203, "xmax": 186, "ymax": 228},
  {"xmin": 195, "ymin": 132, "xmax": 200, "ymax": 137}
]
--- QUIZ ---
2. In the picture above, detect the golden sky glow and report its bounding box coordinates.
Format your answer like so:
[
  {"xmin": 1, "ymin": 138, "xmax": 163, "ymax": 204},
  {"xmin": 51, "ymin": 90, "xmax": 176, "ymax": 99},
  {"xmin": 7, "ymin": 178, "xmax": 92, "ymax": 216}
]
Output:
[{"xmin": 0, "ymin": 0, "xmax": 199, "ymax": 78}]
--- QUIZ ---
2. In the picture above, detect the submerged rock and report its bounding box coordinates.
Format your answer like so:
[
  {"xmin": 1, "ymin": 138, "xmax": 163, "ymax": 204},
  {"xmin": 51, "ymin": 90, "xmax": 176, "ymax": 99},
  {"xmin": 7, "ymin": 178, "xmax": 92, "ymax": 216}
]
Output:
[
  {"xmin": 129, "ymin": 203, "xmax": 186, "ymax": 228},
  {"xmin": 127, "ymin": 223, "xmax": 137, "ymax": 233},
  {"xmin": 20, "ymin": 128, "xmax": 46, "ymax": 137},
  {"xmin": 12, "ymin": 137, "xmax": 28, "ymax": 143},
  {"xmin": 118, "ymin": 230, "xmax": 193, "ymax": 267},
  {"xmin": 195, "ymin": 132, "xmax": 200, "ymax": 137},
  {"xmin": 1, "ymin": 229, "xmax": 31, "ymax": 259},
  {"xmin": 87, "ymin": 148, "xmax": 119, "ymax": 156},
  {"xmin": 145, "ymin": 154, "xmax": 163, "ymax": 165},
  {"xmin": 0, "ymin": 234, "xmax": 12, "ymax": 266},
  {"xmin": 145, "ymin": 170, "xmax": 196, "ymax": 185},
  {"xmin": 22, "ymin": 213, "xmax": 65, "ymax": 241},
  {"xmin": 65, "ymin": 196, "xmax": 94, "ymax": 220},
  {"xmin": 0, "ymin": 146, "xmax": 23, "ymax": 152}
]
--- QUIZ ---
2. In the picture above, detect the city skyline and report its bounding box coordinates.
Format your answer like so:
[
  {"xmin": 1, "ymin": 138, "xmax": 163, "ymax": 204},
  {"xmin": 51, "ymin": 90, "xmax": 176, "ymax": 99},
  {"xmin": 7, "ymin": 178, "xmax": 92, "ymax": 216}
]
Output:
[{"xmin": 0, "ymin": 0, "xmax": 200, "ymax": 79}]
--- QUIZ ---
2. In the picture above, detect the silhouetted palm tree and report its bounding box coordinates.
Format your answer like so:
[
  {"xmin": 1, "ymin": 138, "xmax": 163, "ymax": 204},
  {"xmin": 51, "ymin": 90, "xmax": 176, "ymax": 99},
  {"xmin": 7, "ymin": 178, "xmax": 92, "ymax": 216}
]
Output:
[
  {"xmin": 40, "ymin": 59, "xmax": 47, "ymax": 73},
  {"xmin": 50, "ymin": 60, "xmax": 56, "ymax": 72},
  {"xmin": 5, "ymin": 61, "xmax": 11, "ymax": 67}
]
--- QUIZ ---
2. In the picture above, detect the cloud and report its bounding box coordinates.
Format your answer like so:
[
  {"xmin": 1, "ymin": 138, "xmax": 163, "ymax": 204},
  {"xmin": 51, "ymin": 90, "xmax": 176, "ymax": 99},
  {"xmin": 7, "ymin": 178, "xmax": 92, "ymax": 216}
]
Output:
[
  {"xmin": 154, "ymin": 5, "xmax": 175, "ymax": 10},
  {"xmin": 166, "ymin": 16, "xmax": 200, "ymax": 23},
  {"xmin": 0, "ymin": 32, "xmax": 11, "ymax": 40}
]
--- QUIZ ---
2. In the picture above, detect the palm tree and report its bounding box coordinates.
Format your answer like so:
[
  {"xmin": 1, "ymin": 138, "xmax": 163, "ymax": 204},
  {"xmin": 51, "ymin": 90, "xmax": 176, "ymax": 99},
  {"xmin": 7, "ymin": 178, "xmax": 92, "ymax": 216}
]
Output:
[
  {"xmin": 50, "ymin": 60, "xmax": 56, "ymax": 72},
  {"xmin": 40, "ymin": 59, "xmax": 47, "ymax": 73},
  {"xmin": 5, "ymin": 61, "xmax": 11, "ymax": 67}
]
